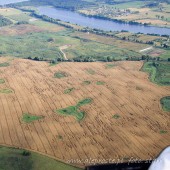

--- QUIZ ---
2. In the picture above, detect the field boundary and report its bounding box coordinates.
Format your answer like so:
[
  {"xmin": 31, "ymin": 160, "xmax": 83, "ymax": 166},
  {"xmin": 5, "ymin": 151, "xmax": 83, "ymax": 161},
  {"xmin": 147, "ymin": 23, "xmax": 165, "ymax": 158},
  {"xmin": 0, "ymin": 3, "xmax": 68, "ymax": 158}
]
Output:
[{"xmin": 0, "ymin": 143, "xmax": 83, "ymax": 169}]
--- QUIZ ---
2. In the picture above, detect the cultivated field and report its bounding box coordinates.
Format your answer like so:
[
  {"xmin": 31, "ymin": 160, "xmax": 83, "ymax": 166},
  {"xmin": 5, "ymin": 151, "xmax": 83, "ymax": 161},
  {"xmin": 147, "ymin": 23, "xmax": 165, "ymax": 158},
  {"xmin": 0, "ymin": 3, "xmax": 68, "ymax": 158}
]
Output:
[{"xmin": 0, "ymin": 57, "xmax": 169, "ymax": 168}]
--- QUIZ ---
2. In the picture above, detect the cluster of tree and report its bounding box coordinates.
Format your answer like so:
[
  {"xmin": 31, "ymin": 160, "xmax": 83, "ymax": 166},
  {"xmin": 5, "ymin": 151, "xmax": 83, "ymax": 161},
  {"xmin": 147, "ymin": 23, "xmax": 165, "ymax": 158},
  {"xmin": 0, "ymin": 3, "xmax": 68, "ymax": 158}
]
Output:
[
  {"xmin": 81, "ymin": 12, "xmax": 147, "ymax": 26},
  {"xmin": 120, "ymin": 36, "xmax": 154, "ymax": 45},
  {"xmin": 0, "ymin": 15, "xmax": 12, "ymax": 27},
  {"xmin": 27, "ymin": 56, "xmax": 44, "ymax": 61},
  {"xmin": 27, "ymin": 53, "xmax": 170, "ymax": 64},
  {"xmin": 145, "ymin": 2, "xmax": 159, "ymax": 8},
  {"xmin": 8, "ymin": 0, "xmax": 95, "ymax": 11},
  {"xmin": 31, "ymin": 13, "xmax": 74, "ymax": 29},
  {"xmin": 16, "ymin": 21, "xmax": 29, "ymax": 25}
]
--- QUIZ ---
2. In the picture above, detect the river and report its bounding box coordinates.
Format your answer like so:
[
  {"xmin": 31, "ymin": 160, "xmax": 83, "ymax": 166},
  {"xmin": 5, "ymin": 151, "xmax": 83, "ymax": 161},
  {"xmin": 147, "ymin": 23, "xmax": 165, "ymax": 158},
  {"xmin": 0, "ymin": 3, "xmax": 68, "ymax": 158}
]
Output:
[
  {"xmin": 1, "ymin": 0, "xmax": 170, "ymax": 35},
  {"xmin": 37, "ymin": 6, "xmax": 170, "ymax": 36}
]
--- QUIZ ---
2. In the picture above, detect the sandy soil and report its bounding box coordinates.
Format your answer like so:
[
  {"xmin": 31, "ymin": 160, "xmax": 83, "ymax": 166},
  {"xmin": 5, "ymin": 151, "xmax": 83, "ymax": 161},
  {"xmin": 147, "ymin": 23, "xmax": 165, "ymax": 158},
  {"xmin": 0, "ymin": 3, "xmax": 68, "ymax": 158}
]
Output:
[{"xmin": 0, "ymin": 58, "xmax": 169, "ymax": 167}]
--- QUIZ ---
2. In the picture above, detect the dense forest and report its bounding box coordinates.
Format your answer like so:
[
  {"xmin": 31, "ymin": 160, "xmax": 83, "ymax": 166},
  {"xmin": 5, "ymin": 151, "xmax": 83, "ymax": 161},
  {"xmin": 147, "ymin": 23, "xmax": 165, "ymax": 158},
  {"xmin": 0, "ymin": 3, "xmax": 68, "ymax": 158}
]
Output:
[
  {"xmin": 8, "ymin": 0, "xmax": 95, "ymax": 10},
  {"xmin": 104, "ymin": 0, "xmax": 170, "ymax": 5},
  {"xmin": 0, "ymin": 15, "xmax": 12, "ymax": 27},
  {"xmin": 8, "ymin": 0, "xmax": 170, "ymax": 11}
]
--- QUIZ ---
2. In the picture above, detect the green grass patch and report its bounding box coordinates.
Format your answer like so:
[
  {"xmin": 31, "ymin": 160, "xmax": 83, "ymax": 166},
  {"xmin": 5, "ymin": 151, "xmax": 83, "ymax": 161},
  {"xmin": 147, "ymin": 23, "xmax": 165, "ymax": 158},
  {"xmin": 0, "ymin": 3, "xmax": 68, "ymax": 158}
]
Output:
[
  {"xmin": 0, "ymin": 79, "xmax": 5, "ymax": 84},
  {"xmin": 0, "ymin": 24, "xmax": 140, "ymax": 61},
  {"xmin": 56, "ymin": 98, "xmax": 92, "ymax": 121},
  {"xmin": 0, "ymin": 32, "xmax": 65, "ymax": 60},
  {"xmin": 22, "ymin": 113, "xmax": 44, "ymax": 123},
  {"xmin": 160, "ymin": 130, "xmax": 168, "ymax": 134},
  {"xmin": 160, "ymin": 96, "xmax": 170, "ymax": 112},
  {"xmin": 64, "ymin": 88, "xmax": 75, "ymax": 94},
  {"xmin": 77, "ymin": 98, "xmax": 93, "ymax": 107},
  {"xmin": 0, "ymin": 62, "xmax": 10, "ymax": 67},
  {"xmin": 96, "ymin": 81, "xmax": 105, "ymax": 85},
  {"xmin": 57, "ymin": 106, "xmax": 85, "ymax": 121},
  {"xmin": 112, "ymin": 114, "xmax": 121, "ymax": 119},
  {"xmin": 86, "ymin": 69, "xmax": 95, "ymax": 75},
  {"xmin": 105, "ymin": 63, "xmax": 115, "ymax": 69},
  {"xmin": 82, "ymin": 80, "xmax": 91, "ymax": 85},
  {"xmin": 54, "ymin": 71, "xmax": 68, "ymax": 79},
  {"xmin": 111, "ymin": 1, "xmax": 144, "ymax": 9},
  {"xmin": 0, "ymin": 88, "xmax": 13, "ymax": 94},
  {"xmin": 0, "ymin": 146, "xmax": 81, "ymax": 170},
  {"xmin": 57, "ymin": 135, "xmax": 63, "ymax": 140},
  {"xmin": 142, "ymin": 62, "xmax": 170, "ymax": 86}
]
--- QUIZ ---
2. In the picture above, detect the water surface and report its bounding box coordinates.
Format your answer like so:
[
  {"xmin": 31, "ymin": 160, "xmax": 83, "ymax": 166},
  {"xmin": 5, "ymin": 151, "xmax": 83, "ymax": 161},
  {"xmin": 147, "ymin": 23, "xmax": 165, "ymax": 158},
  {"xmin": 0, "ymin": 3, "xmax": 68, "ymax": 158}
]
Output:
[{"xmin": 37, "ymin": 6, "xmax": 170, "ymax": 35}]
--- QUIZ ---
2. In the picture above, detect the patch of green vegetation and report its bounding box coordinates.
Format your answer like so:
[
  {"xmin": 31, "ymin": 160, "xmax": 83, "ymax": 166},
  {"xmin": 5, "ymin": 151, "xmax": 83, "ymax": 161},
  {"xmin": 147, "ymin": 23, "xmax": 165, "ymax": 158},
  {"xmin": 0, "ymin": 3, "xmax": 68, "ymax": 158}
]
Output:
[
  {"xmin": 105, "ymin": 63, "xmax": 115, "ymax": 69},
  {"xmin": 57, "ymin": 135, "xmax": 63, "ymax": 140},
  {"xmin": 82, "ymin": 80, "xmax": 91, "ymax": 85},
  {"xmin": 142, "ymin": 62, "xmax": 170, "ymax": 86},
  {"xmin": 8, "ymin": 13, "xmax": 31, "ymax": 22},
  {"xmin": 57, "ymin": 106, "xmax": 85, "ymax": 121},
  {"xmin": 0, "ymin": 62, "xmax": 10, "ymax": 67},
  {"xmin": 56, "ymin": 98, "xmax": 92, "ymax": 121},
  {"xmin": 160, "ymin": 96, "xmax": 170, "ymax": 112},
  {"xmin": 112, "ymin": 114, "xmax": 121, "ymax": 119},
  {"xmin": 160, "ymin": 49, "xmax": 170, "ymax": 60},
  {"xmin": 111, "ymin": 1, "xmax": 144, "ymax": 9},
  {"xmin": 77, "ymin": 98, "xmax": 93, "ymax": 107},
  {"xmin": 160, "ymin": 130, "xmax": 168, "ymax": 134},
  {"xmin": 136, "ymin": 86, "xmax": 143, "ymax": 90},
  {"xmin": 54, "ymin": 71, "xmax": 68, "ymax": 79},
  {"xmin": 86, "ymin": 69, "xmax": 95, "ymax": 75},
  {"xmin": 0, "ymin": 146, "xmax": 81, "ymax": 170},
  {"xmin": 0, "ymin": 88, "xmax": 13, "ymax": 94},
  {"xmin": 96, "ymin": 81, "xmax": 105, "ymax": 85},
  {"xmin": 0, "ymin": 79, "xmax": 5, "ymax": 84},
  {"xmin": 0, "ymin": 32, "xmax": 64, "ymax": 60},
  {"xmin": 0, "ymin": 24, "xmax": 140, "ymax": 61},
  {"xmin": 22, "ymin": 113, "xmax": 44, "ymax": 123},
  {"xmin": 66, "ymin": 37, "xmax": 141, "ymax": 61},
  {"xmin": 0, "ymin": 15, "xmax": 13, "ymax": 27},
  {"xmin": 64, "ymin": 88, "xmax": 75, "ymax": 94}
]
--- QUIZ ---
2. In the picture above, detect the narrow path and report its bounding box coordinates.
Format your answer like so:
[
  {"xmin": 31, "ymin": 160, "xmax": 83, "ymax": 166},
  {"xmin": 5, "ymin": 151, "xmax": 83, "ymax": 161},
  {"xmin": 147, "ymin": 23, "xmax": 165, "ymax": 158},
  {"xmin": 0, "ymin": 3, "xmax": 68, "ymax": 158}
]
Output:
[
  {"xmin": 139, "ymin": 46, "xmax": 153, "ymax": 53},
  {"xmin": 59, "ymin": 45, "xmax": 72, "ymax": 60}
]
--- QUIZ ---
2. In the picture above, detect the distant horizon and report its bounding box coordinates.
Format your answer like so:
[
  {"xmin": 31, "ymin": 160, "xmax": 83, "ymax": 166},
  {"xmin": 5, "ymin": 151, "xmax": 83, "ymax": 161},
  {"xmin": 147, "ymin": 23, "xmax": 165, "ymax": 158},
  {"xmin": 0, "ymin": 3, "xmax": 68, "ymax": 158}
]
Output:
[{"xmin": 0, "ymin": 0, "xmax": 27, "ymax": 5}]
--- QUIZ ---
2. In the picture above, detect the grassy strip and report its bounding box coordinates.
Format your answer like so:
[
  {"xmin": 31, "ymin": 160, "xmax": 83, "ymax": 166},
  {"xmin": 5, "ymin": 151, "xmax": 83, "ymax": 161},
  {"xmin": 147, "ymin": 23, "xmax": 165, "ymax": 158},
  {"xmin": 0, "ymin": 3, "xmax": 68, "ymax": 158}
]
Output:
[
  {"xmin": 0, "ymin": 146, "xmax": 81, "ymax": 170},
  {"xmin": 0, "ymin": 62, "xmax": 10, "ymax": 67},
  {"xmin": 96, "ymin": 81, "xmax": 105, "ymax": 85},
  {"xmin": 112, "ymin": 114, "xmax": 121, "ymax": 119},
  {"xmin": 160, "ymin": 96, "xmax": 170, "ymax": 112},
  {"xmin": 22, "ymin": 113, "xmax": 44, "ymax": 123},
  {"xmin": 54, "ymin": 71, "xmax": 68, "ymax": 79},
  {"xmin": 82, "ymin": 80, "xmax": 91, "ymax": 85},
  {"xmin": 105, "ymin": 63, "xmax": 115, "ymax": 69},
  {"xmin": 77, "ymin": 98, "xmax": 93, "ymax": 107},
  {"xmin": 64, "ymin": 88, "xmax": 75, "ymax": 94},
  {"xmin": 142, "ymin": 62, "xmax": 170, "ymax": 86},
  {"xmin": 0, "ymin": 79, "xmax": 5, "ymax": 84},
  {"xmin": 160, "ymin": 130, "xmax": 168, "ymax": 134},
  {"xmin": 0, "ymin": 88, "xmax": 13, "ymax": 94},
  {"xmin": 86, "ymin": 69, "xmax": 95, "ymax": 75}
]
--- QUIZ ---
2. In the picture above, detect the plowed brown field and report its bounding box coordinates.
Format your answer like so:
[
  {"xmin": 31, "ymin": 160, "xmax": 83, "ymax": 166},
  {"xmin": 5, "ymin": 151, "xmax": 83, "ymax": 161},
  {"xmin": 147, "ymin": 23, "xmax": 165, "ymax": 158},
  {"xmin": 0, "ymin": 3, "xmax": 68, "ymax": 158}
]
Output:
[{"xmin": 0, "ymin": 57, "xmax": 169, "ymax": 167}]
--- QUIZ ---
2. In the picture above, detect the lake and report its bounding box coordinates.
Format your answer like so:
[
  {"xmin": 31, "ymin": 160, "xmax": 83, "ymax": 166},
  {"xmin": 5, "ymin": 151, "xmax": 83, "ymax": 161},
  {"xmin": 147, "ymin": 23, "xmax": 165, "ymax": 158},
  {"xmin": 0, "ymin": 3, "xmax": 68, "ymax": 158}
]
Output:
[{"xmin": 37, "ymin": 6, "xmax": 170, "ymax": 36}]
